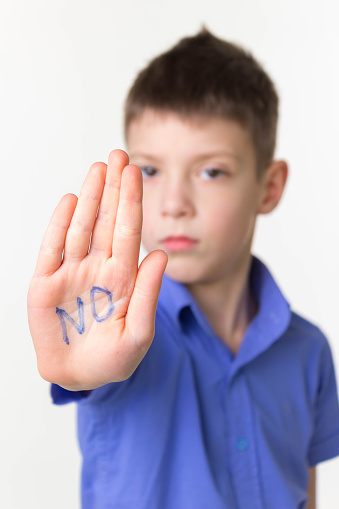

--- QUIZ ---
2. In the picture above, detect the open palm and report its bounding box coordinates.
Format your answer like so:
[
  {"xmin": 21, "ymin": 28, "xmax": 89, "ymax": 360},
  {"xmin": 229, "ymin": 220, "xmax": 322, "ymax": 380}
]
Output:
[{"xmin": 28, "ymin": 150, "xmax": 167, "ymax": 391}]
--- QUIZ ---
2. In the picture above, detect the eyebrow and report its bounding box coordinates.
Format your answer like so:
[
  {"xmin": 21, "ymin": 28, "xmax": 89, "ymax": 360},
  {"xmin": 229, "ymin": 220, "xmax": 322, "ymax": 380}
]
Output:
[
  {"xmin": 128, "ymin": 152, "xmax": 162, "ymax": 163},
  {"xmin": 129, "ymin": 151, "xmax": 241, "ymax": 164},
  {"xmin": 192, "ymin": 151, "xmax": 241, "ymax": 163}
]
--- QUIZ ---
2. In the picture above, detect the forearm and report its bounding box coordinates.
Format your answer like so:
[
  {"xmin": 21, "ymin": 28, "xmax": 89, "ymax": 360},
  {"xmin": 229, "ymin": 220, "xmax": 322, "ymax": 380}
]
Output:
[{"xmin": 305, "ymin": 467, "xmax": 316, "ymax": 509}]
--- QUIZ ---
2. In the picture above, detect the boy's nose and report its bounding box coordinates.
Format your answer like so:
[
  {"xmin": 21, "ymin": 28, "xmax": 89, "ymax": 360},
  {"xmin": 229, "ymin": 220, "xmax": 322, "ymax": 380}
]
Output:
[{"xmin": 160, "ymin": 180, "xmax": 195, "ymax": 218}]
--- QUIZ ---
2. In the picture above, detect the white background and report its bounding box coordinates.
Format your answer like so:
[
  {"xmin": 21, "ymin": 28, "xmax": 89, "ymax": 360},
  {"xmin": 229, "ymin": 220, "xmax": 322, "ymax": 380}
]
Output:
[{"xmin": 1, "ymin": 0, "xmax": 338, "ymax": 507}]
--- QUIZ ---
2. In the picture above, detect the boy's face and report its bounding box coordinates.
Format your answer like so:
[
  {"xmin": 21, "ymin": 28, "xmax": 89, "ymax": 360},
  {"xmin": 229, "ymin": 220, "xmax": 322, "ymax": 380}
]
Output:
[{"xmin": 127, "ymin": 109, "xmax": 266, "ymax": 285}]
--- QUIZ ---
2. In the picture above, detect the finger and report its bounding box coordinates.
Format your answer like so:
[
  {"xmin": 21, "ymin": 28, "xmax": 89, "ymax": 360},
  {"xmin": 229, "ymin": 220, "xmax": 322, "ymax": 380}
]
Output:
[
  {"xmin": 34, "ymin": 194, "xmax": 78, "ymax": 277},
  {"xmin": 126, "ymin": 250, "xmax": 168, "ymax": 351},
  {"xmin": 111, "ymin": 164, "xmax": 143, "ymax": 275},
  {"xmin": 90, "ymin": 149, "xmax": 129, "ymax": 257},
  {"xmin": 64, "ymin": 162, "xmax": 106, "ymax": 262}
]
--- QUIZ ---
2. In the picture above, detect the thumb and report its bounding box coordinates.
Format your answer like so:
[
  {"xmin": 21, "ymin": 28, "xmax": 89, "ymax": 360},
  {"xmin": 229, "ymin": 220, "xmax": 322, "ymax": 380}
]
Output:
[{"xmin": 125, "ymin": 250, "xmax": 168, "ymax": 352}]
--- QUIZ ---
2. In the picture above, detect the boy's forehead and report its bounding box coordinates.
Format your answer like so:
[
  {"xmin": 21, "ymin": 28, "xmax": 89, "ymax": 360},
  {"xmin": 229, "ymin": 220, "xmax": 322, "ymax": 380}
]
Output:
[{"xmin": 126, "ymin": 109, "xmax": 255, "ymax": 168}]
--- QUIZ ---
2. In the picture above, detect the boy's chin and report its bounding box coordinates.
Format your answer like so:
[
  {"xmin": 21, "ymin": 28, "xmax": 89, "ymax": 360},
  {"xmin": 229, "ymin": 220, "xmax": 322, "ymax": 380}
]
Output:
[
  {"xmin": 165, "ymin": 270, "xmax": 198, "ymax": 284},
  {"xmin": 164, "ymin": 260, "xmax": 215, "ymax": 286}
]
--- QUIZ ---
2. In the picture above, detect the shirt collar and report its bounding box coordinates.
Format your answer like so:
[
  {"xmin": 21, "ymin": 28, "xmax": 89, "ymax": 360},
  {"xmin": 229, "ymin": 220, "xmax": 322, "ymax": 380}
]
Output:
[
  {"xmin": 159, "ymin": 269, "xmax": 198, "ymax": 325},
  {"xmin": 232, "ymin": 256, "xmax": 291, "ymax": 374},
  {"xmin": 159, "ymin": 255, "xmax": 291, "ymax": 371}
]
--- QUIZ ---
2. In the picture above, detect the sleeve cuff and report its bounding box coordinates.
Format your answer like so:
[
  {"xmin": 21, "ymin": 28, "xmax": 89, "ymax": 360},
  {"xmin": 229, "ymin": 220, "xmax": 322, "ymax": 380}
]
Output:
[
  {"xmin": 50, "ymin": 379, "xmax": 127, "ymax": 405},
  {"xmin": 51, "ymin": 384, "xmax": 91, "ymax": 405},
  {"xmin": 308, "ymin": 430, "xmax": 339, "ymax": 466}
]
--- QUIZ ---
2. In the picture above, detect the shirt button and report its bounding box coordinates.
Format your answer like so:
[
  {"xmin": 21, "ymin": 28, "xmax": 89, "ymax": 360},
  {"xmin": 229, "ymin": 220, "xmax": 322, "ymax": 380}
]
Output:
[{"xmin": 236, "ymin": 438, "xmax": 249, "ymax": 451}]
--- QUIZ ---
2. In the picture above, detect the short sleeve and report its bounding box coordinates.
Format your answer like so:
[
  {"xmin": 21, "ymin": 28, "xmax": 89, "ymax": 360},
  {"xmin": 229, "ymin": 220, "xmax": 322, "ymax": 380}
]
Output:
[{"xmin": 307, "ymin": 338, "xmax": 339, "ymax": 466}]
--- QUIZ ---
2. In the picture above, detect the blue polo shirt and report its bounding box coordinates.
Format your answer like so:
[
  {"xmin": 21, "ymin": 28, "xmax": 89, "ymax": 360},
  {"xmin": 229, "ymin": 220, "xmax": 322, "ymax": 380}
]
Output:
[{"xmin": 52, "ymin": 256, "xmax": 339, "ymax": 509}]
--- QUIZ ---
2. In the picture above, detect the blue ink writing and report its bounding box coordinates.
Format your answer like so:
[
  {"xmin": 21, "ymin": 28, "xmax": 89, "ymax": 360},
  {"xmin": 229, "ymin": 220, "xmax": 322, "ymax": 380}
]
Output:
[
  {"xmin": 56, "ymin": 286, "xmax": 114, "ymax": 344},
  {"xmin": 56, "ymin": 297, "xmax": 85, "ymax": 345},
  {"xmin": 90, "ymin": 286, "xmax": 114, "ymax": 322}
]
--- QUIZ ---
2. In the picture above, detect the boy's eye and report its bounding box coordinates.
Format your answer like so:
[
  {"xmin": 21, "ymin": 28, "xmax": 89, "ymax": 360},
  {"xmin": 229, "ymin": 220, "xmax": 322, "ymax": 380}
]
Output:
[
  {"xmin": 200, "ymin": 168, "xmax": 227, "ymax": 180},
  {"xmin": 140, "ymin": 166, "xmax": 158, "ymax": 178}
]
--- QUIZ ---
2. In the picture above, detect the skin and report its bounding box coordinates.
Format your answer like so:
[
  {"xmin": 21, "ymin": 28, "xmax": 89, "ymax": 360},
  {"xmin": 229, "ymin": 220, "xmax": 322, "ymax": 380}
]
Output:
[
  {"xmin": 28, "ymin": 150, "xmax": 168, "ymax": 390},
  {"xmin": 306, "ymin": 467, "xmax": 316, "ymax": 509},
  {"xmin": 27, "ymin": 107, "xmax": 316, "ymax": 506}
]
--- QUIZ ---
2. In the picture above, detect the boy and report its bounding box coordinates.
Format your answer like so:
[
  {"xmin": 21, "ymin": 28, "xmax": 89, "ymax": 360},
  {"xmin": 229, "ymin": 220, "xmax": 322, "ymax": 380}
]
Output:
[{"xmin": 28, "ymin": 28, "xmax": 339, "ymax": 508}]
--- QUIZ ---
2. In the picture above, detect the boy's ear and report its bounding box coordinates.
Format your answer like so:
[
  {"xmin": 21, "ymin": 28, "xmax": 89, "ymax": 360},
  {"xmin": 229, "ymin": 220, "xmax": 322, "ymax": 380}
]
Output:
[{"xmin": 257, "ymin": 160, "xmax": 288, "ymax": 215}]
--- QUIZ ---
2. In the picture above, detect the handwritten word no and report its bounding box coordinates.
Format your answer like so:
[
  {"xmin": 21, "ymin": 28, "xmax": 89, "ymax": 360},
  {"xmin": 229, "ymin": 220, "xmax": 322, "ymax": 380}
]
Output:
[{"xmin": 56, "ymin": 286, "xmax": 114, "ymax": 345}]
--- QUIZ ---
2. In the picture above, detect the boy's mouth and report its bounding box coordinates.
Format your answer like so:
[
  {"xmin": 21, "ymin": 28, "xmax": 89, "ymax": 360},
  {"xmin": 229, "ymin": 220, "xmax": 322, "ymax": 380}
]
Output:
[{"xmin": 161, "ymin": 236, "xmax": 199, "ymax": 252}]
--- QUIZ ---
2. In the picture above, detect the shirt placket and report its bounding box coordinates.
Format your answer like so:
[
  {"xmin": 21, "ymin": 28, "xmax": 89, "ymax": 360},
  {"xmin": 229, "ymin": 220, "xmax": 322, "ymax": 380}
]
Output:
[{"xmin": 226, "ymin": 368, "xmax": 265, "ymax": 509}]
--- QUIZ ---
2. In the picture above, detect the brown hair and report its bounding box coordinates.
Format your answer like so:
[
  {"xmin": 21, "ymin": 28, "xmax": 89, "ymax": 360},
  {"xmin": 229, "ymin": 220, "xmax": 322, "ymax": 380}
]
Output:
[{"xmin": 124, "ymin": 27, "xmax": 279, "ymax": 177}]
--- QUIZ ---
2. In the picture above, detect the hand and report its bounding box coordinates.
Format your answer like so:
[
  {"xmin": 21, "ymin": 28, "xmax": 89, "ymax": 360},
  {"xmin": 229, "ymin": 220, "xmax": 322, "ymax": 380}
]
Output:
[{"xmin": 27, "ymin": 150, "xmax": 168, "ymax": 391}]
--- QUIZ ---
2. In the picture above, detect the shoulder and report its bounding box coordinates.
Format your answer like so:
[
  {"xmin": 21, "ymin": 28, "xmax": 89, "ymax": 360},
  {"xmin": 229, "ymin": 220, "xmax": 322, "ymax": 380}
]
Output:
[
  {"xmin": 284, "ymin": 310, "xmax": 334, "ymax": 371},
  {"xmin": 288, "ymin": 311, "xmax": 327, "ymax": 341},
  {"xmin": 286, "ymin": 311, "xmax": 331, "ymax": 354},
  {"xmin": 283, "ymin": 310, "xmax": 338, "ymax": 403}
]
